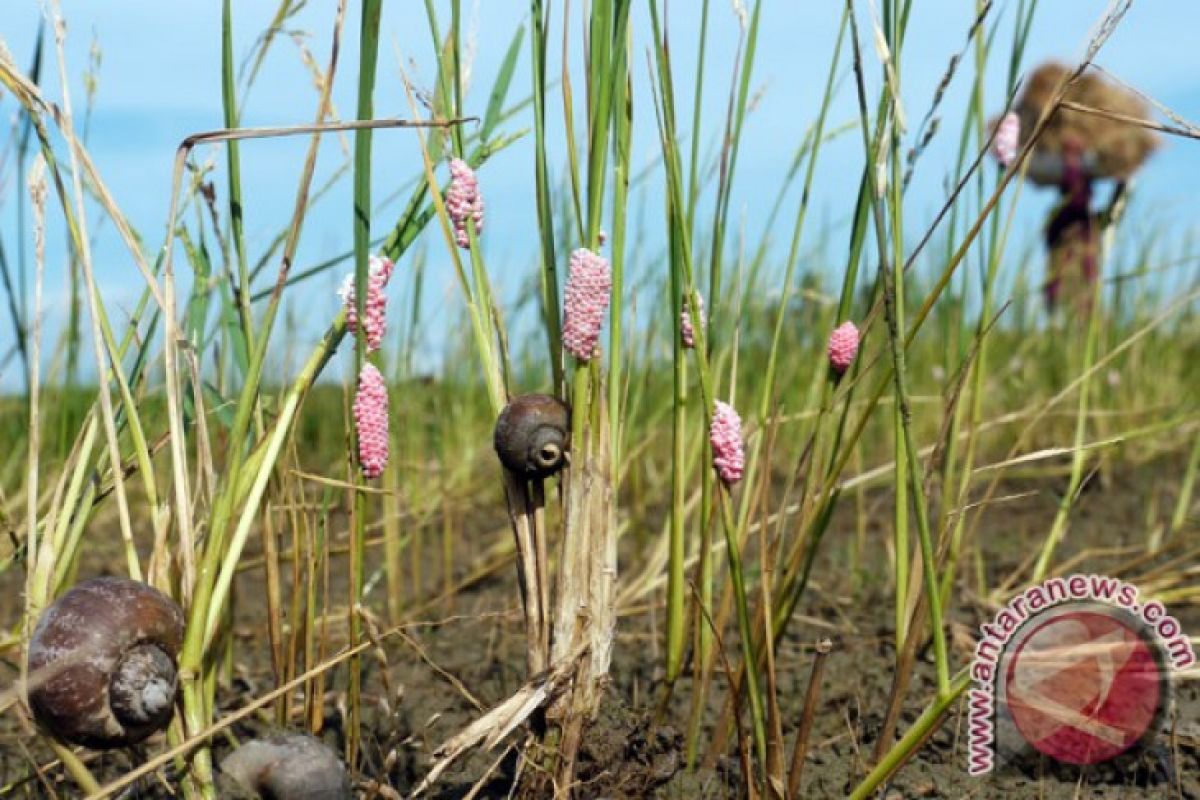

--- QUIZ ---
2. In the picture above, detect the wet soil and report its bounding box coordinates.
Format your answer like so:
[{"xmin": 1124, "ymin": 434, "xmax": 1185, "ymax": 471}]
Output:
[{"xmin": 1, "ymin": 461, "xmax": 1197, "ymax": 798}]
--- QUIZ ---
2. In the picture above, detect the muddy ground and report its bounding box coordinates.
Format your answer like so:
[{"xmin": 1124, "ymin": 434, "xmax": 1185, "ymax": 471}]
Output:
[{"xmin": 1, "ymin": 459, "xmax": 1197, "ymax": 798}]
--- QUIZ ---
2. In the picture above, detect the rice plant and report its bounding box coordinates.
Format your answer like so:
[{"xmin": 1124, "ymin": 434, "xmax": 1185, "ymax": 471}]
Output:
[{"xmin": 0, "ymin": 0, "xmax": 1197, "ymax": 798}]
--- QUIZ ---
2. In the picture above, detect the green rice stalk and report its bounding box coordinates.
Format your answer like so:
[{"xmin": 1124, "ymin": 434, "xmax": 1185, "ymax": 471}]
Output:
[
  {"xmin": 178, "ymin": 9, "xmax": 349, "ymax": 792},
  {"xmin": 705, "ymin": 0, "xmax": 762, "ymax": 311},
  {"xmin": 607, "ymin": 6, "xmax": 633, "ymax": 603},
  {"xmin": 1031, "ymin": 242, "xmax": 1107, "ymax": 581},
  {"xmin": 665, "ymin": 221, "xmax": 689, "ymax": 689},
  {"xmin": 221, "ymin": 0, "xmax": 257, "ymax": 373},
  {"xmin": 937, "ymin": 0, "xmax": 1035, "ymax": 610},
  {"xmin": 847, "ymin": 0, "xmax": 950, "ymax": 696},
  {"xmin": 529, "ymin": 0, "xmax": 564, "ymax": 390},
  {"xmin": 1170, "ymin": 433, "xmax": 1200, "ymax": 538},
  {"xmin": 647, "ymin": 1, "xmax": 767, "ymax": 765},
  {"xmin": 848, "ymin": 671, "xmax": 970, "ymax": 799},
  {"xmin": 347, "ymin": 0, "xmax": 381, "ymax": 767}
]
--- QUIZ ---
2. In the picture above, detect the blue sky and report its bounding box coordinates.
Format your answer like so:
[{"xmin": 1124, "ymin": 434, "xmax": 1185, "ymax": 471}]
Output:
[{"xmin": 1, "ymin": 1, "xmax": 1198, "ymax": 385}]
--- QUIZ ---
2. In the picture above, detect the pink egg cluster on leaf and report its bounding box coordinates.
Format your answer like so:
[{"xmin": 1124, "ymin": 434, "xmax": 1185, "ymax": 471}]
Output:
[
  {"xmin": 709, "ymin": 400, "xmax": 745, "ymax": 484},
  {"xmin": 340, "ymin": 255, "xmax": 395, "ymax": 353},
  {"xmin": 446, "ymin": 158, "xmax": 484, "ymax": 249},
  {"xmin": 993, "ymin": 112, "xmax": 1020, "ymax": 169},
  {"xmin": 353, "ymin": 363, "xmax": 389, "ymax": 479},
  {"xmin": 561, "ymin": 247, "xmax": 612, "ymax": 360},
  {"xmin": 681, "ymin": 293, "xmax": 705, "ymax": 349},
  {"xmin": 827, "ymin": 320, "xmax": 860, "ymax": 375}
]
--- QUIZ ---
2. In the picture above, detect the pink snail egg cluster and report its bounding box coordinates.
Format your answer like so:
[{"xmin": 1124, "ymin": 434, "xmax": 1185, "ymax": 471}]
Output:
[
  {"xmin": 827, "ymin": 320, "xmax": 860, "ymax": 375},
  {"xmin": 353, "ymin": 363, "xmax": 389, "ymax": 479},
  {"xmin": 993, "ymin": 112, "xmax": 1020, "ymax": 169},
  {"xmin": 561, "ymin": 247, "xmax": 612, "ymax": 360},
  {"xmin": 709, "ymin": 400, "xmax": 745, "ymax": 484},
  {"xmin": 340, "ymin": 255, "xmax": 395, "ymax": 353},
  {"xmin": 681, "ymin": 293, "xmax": 705, "ymax": 349},
  {"xmin": 446, "ymin": 158, "xmax": 484, "ymax": 249}
]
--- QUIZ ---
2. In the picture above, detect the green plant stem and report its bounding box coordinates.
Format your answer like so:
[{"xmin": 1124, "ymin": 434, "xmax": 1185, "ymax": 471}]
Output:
[
  {"xmin": 608, "ymin": 22, "xmax": 631, "ymax": 492},
  {"xmin": 221, "ymin": 0, "xmax": 256, "ymax": 370},
  {"xmin": 893, "ymin": 17, "xmax": 915, "ymax": 651},
  {"xmin": 529, "ymin": 0, "xmax": 563, "ymax": 391},
  {"xmin": 847, "ymin": 0, "xmax": 950, "ymax": 697},
  {"xmin": 1032, "ymin": 272, "xmax": 1103, "ymax": 581},
  {"xmin": 648, "ymin": 0, "xmax": 768, "ymax": 765},
  {"xmin": 347, "ymin": 0, "xmax": 382, "ymax": 769},
  {"xmin": 685, "ymin": 0, "xmax": 710, "ymax": 230},
  {"xmin": 705, "ymin": 0, "xmax": 761, "ymax": 310},
  {"xmin": 848, "ymin": 670, "xmax": 970, "ymax": 800},
  {"xmin": 665, "ymin": 243, "xmax": 688, "ymax": 686},
  {"xmin": 177, "ymin": 7, "xmax": 347, "ymax": 792},
  {"xmin": 201, "ymin": 319, "xmax": 346, "ymax": 647},
  {"xmin": 1171, "ymin": 433, "xmax": 1200, "ymax": 537},
  {"xmin": 716, "ymin": 484, "xmax": 767, "ymax": 768}
]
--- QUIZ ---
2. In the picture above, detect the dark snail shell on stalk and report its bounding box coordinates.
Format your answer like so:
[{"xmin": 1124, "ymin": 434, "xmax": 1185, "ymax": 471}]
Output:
[
  {"xmin": 493, "ymin": 394, "xmax": 571, "ymax": 478},
  {"xmin": 221, "ymin": 732, "xmax": 352, "ymax": 800},
  {"xmin": 26, "ymin": 576, "xmax": 185, "ymax": 749}
]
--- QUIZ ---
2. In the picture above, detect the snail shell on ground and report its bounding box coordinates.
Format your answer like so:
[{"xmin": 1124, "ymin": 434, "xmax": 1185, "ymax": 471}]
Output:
[
  {"xmin": 221, "ymin": 732, "xmax": 352, "ymax": 799},
  {"xmin": 493, "ymin": 394, "xmax": 571, "ymax": 478},
  {"xmin": 26, "ymin": 576, "xmax": 185, "ymax": 749}
]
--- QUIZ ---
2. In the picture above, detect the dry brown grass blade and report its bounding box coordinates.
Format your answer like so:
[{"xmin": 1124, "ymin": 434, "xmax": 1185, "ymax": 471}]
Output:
[
  {"xmin": 0, "ymin": 44, "xmax": 167, "ymax": 309},
  {"xmin": 412, "ymin": 648, "xmax": 584, "ymax": 798},
  {"xmin": 47, "ymin": 6, "xmax": 140, "ymax": 587},
  {"xmin": 961, "ymin": 286, "xmax": 1200, "ymax": 596},
  {"xmin": 22, "ymin": 155, "xmax": 47, "ymax": 632},
  {"xmin": 461, "ymin": 743, "xmax": 517, "ymax": 800},
  {"xmin": 691, "ymin": 579, "xmax": 756, "ymax": 796},
  {"xmin": 1058, "ymin": 99, "xmax": 1200, "ymax": 140},
  {"xmin": 1088, "ymin": 62, "xmax": 1200, "ymax": 138},
  {"xmin": 391, "ymin": 625, "xmax": 485, "ymax": 713},
  {"xmin": 502, "ymin": 469, "xmax": 549, "ymax": 677},
  {"xmin": 13, "ymin": 737, "xmax": 62, "ymax": 799},
  {"xmin": 585, "ymin": 396, "xmax": 617, "ymax": 704},
  {"xmin": 869, "ymin": 569, "xmax": 930, "ymax": 768},
  {"xmin": 785, "ymin": 638, "xmax": 832, "ymax": 799},
  {"xmin": 76, "ymin": 613, "xmax": 486, "ymax": 799},
  {"xmin": 175, "ymin": 116, "xmax": 477, "ymax": 150}
]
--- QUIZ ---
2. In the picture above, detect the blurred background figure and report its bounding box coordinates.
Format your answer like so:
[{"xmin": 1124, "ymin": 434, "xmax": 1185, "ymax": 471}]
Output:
[{"xmin": 1002, "ymin": 62, "xmax": 1159, "ymax": 316}]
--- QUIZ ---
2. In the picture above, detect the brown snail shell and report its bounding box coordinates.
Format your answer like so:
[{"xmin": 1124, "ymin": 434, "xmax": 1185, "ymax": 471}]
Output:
[
  {"xmin": 26, "ymin": 576, "xmax": 185, "ymax": 749},
  {"xmin": 493, "ymin": 394, "xmax": 571, "ymax": 478},
  {"xmin": 221, "ymin": 732, "xmax": 352, "ymax": 799}
]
